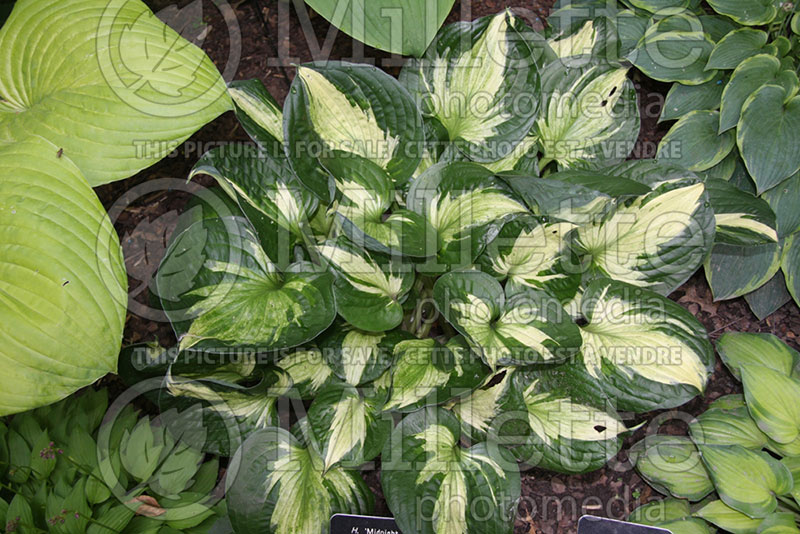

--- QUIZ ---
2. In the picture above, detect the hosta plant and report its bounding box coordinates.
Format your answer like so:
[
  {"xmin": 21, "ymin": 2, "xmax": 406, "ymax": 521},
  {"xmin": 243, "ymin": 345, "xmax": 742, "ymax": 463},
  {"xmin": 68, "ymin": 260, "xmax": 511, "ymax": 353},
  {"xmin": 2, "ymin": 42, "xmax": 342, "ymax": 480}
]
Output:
[
  {"xmin": 547, "ymin": 0, "xmax": 800, "ymax": 319},
  {"xmin": 628, "ymin": 333, "xmax": 800, "ymax": 534}
]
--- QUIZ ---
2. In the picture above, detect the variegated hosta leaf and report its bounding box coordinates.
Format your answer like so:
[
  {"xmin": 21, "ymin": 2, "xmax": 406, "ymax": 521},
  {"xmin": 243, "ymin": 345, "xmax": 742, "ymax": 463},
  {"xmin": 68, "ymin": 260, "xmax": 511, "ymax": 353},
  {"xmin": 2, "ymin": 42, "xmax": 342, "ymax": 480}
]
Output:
[
  {"xmin": 156, "ymin": 214, "xmax": 336, "ymax": 351},
  {"xmin": 716, "ymin": 332, "xmax": 800, "ymax": 381},
  {"xmin": 536, "ymin": 57, "xmax": 640, "ymax": 168},
  {"xmin": 477, "ymin": 215, "xmax": 581, "ymax": 303},
  {"xmin": 704, "ymin": 179, "xmax": 778, "ymax": 246},
  {"xmin": 228, "ymin": 79, "xmax": 284, "ymax": 156},
  {"xmin": 318, "ymin": 237, "xmax": 415, "ymax": 332},
  {"xmin": 630, "ymin": 435, "xmax": 714, "ymax": 501},
  {"xmin": 695, "ymin": 500, "xmax": 764, "ymax": 534},
  {"xmin": 602, "ymin": 159, "xmax": 700, "ymax": 190},
  {"xmin": 227, "ymin": 426, "xmax": 373, "ymax": 534},
  {"xmin": 502, "ymin": 174, "xmax": 613, "ymax": 225},
  {"xmin": 306, "ymin": 384, "xmax": 391, "ymax": 470},
  {"xmin": 284, "ymin": 62, "xmax": 423, "ymax": 202},
  {"xmin": 383, "ymin": 337, "xmax": 489, "ymax": 413},
  {"xmin": 781, "ymin": 456, "xmax": 800, "ymax": 508},
  {"xmin": 548, "ymin": 20, "xmax": 600, "ymax": 59},
  {"xmin": 400, "ymin": 11, "xmax": 542, "ymax": 162},
  {"xmin": 433, "ymin": 270, "xmax": 583, "ymax": 369},
  {"xmin": 276, "ymin": 347, "xmax": 336, "ymax": 400},
  {"xmin": 758, "ymin": 513, "xmax": 800, "ymax": 534},
  {"xmin": 578, "ymin": 279, "xmax": 715, "ymax": 412},
  {"xmin": 511, "ymin": 367, "xmax": 630, "ymax": 474},
  {"xmin": 318, "ymin": 327, "xmax": 414, "ymax": 386},
  {"xmin": 325, "ymin": 153, "xmax": 435, "ymax": 258},
  {"xmin": 629, "ymin": 498, "xmax": 713, "ymax": 534},
  {"xmin": 689, "ymin": 401, "xmax": 769, "ymax": 450},
  {"xmin": 741, "ymin": 364, "xmax": 800, "ymax": 446},
  {"xmin": 698, "ymin": 444, "xmax": 793, "ymax": 518},
  {"xmin": 407, "ymin": 162, "xmax": 529, "ymax": 270},
  {"xmin": 574, "ymin": 180, "xmax": 715, "ymax": 295},
  {"xmin": 381, "ymin": 408, "xmax": 520, "ymax": 534}
]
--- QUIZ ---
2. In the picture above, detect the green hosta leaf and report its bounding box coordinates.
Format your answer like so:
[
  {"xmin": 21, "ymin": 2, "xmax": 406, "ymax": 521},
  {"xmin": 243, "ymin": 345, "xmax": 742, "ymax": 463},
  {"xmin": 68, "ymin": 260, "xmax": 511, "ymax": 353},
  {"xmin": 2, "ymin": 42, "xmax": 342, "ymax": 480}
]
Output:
[
  {"xmin": 705, "ymin": 241, "xmax": 782, "ymax": 300},
  {"xmin": 629, "ymin": 14, "xmax": 716, "ymax": 85},
  {"xmin": 511, "ymin": 367, "xmax": 629, "ymax": 474},
  {"xmin": 704, "ymin": 179, "xmax": 778, "ymax": 246},
  {"xmin": 706, "ymin": 0, "xmax": 780, "ymax": 26},
  {"xmin": 708, "ymin": 29, "xmax": 769, "ymax": 70},
  {"xmin": 741, "ymin": 364, "xmax": 800, "ymax": 445},
  {"xmin": 157, "ymin": 214, "xmax": 335, "ymax": 351},
  {"xmin": 626, "ymin": 0, "xmax": 689, "ymax": 12},
  {"xmin": 578, "ymin": 279, "xmax": 715, "ymax": 412},
  {"xmin": 408, "ymin": 162, "xmax": 529, "ymax": 271},
  {"xmin": 628, "ymin": 497, "xmax": 691, "ymax": 526},
  {"xmin": 738, "ymin": 85, "xmax": 800, "ymax": 194},
  {"xmin": 400, "ymin": 11, "xmax": 542, "ymax": 162},
  {"xmin": 304, "ymin": 0, "xmax": 455, "ymax": 57},
  {"xmin": 781, "ymin": 456, "xmax": 800, "ymax": 506},
  {"xmin": 717, "ymin": 332, "xmax": 800, "ymax": 380},
  {"xmin": 574, "ymin": 180, "xmax": 715, "ymax": 295},
  {"xmin": 276, "ymin": 347, "xmax": 336, "ymax": 400},
  {"xmin": 744, "ymin": 271, "xmax": 792, "ymax": 320},
  {"xmin": 0, "ymin": 137, "xmax": 126, "ymax": 416},
  {"xmin": 689, "ymin": 402, "xmax": 769, "ymax": 449},
  {"xmin": 631, "ymin": 435, "xmax": 714, "ymax": 501},
  {"xmin": 764, "ymin": 173, "xmax": 800, "ymax": 238},
  {"xmin": 319, "ymin": 327, "xmax": 413, "ymax": 386},
  {"xmin": 306, "ymin": 383, "xmax": 391, "ymax": 470},
  {"xmin": 536, "ymin": 58, "xmax": 640, "ymax": 168},
  {"xmin": 783, "ymin": 233, "xmax": 800, "ymax": 307},
  {"xmin": 660, "ymin": 73, "xmax": 728, "ymax": 123},
  {"xmin": 433, "ymin": 270, "xmax": 582, "ymax": 369},
  {"xmin": 602, "ymin": 158, "xmax": 698, "ymax": 188},
  {"xmin": 285, "ymin": 62, "xmax": 423, "ymax": 201},
  {"xmin": 0, "ymin": 0, "xmax": 230, "ymax": 186},
  {"xmin": 657, "ymin": 111, "xmax": 735, "ymax": 172},
  {"xmin": 696, "ymin": 500, "xmax": 764, "ymax": 534},
  {"xmin": 758, "ymin": 513, "xmax": 800, "ymax": 534},
  {"xmin": 699, "ymin": 444, "xmax": 793, "ymax": 518},
  {"xmin": 381, "ymin": 407, "xmax": 520, "ymax": 534},
  {"xmin": 227, "ymin": 426, "xmax": 373, "ymax": 534},
  {"xmin": 228, "ymin": 79, "xmax": 284, "ymax": 155},
  {"xmin": 318, "ymin": 237, "xmax": 415, "ymax": 331}
]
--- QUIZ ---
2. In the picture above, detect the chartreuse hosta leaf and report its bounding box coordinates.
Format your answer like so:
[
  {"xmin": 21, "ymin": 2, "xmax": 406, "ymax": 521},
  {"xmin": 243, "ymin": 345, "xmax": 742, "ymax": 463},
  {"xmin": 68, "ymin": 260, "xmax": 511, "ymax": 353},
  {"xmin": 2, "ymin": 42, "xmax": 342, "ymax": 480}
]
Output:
[
  {"xmin": 227, "ymin": 426, "xmax": 373, "ymax": 534},
  {"xmin": 156, "ymin": 213, "xmax": 336, "ymax": 351},
  {"xmin": 699, "ymin": 444, "xmax": 793, "ymax": 518},
  {"xmin": 0, "ymin": 0, "xmax": 230, "ymax": 186},
  {"xmin": 781, "ymin": 456, "xmax": 800, "ymax": 507},
  {"xmin": 717, "ymin": 332, "xmax": 800, "ymax": 380},
  {"xmin": 578, "ymin": 279, "xmax": 715, "ymax": 412},
  {"xmin": 381, "ymin": 407, "xmax": 520, "ymax": 534},
  {"xmin": 284, "ymin": 62, "xmax": 423, "ymax": 202},
  {"xmin": 318, "ymin": 327, "xmax": 413, "ymax": 386},
  {"xmin": 630, "ymin": 435, "xmax": 714, "ymax": 501},
  {"xmin": 696, "ymin": 500, "xmax": 764, "ymax": 534},
  {"xmin": 511, "ymin": 367, "xmax": 630, "ymax": 474},
  {"xmin": 574, "ymin": 180, "xmax": 715, "ymax": 295},
  {"xmin": 434, "ymin": 270, "xmax": 583, "ymax": 369},
  {"xmin": 536, "ymin": 57, "xmax": 640, "ymax": 168},
  {"xmin": 706, "ymin": 0, "xmax": 779, "ymax": 26},
  {"xmin": 704, "ymin": 179, "xmax": 778, "ymax": 246},
  {"xmin": 324, "ymin": 153, "xmax": 435, "ymax": 258},
  {"xmin": 276, "ymin": 347, "xmax": 336, "ymax": 400},
  {"xmin": 408, "ymin": 162, "xmax": 529, "ymax": 270},
  {"xmin": 756, "ymin": 514, "xmax": 800, "ymax": 534},
  {"xmin": 656, "ymin": 111, "xmax": 736, "ymax": 172},
  {"xmin": 741, "ymin": 364, "xmax": 800, "ymax": 446},
  {"xmin": 629, "ymin": 497, "xmax": 713, "ymax": 534},
  {"xmin": 400, "ymin": 11, "xmax": 542, "ymax": 162},
  {"xmin": 228, "ymin": 79, "xmax": 284, "ymax": 156},
  {"xmin": 689, "ymin": 400, "xmax": 769, "ymax": 450},
  {"xmin": 0, "ymin": 137, "xmax": 126, "ymax": 415}
]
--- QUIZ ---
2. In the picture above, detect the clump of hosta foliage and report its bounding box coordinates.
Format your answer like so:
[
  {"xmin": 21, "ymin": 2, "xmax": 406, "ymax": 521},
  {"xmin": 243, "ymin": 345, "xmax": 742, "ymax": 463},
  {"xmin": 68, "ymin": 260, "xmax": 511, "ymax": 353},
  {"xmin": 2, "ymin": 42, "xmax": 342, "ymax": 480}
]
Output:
[
  {"xmin": 549, "ymin": 0, "xmax": 800, "ymax": 319},
  {"xmin": 141, "ymin": 9, "xmax": 734, "ymax": 534},
  {"xmin": 627, "ymin": 333, "xmax": 800, "ymax": 534},
  {"xmin": 0, "ymin": 389, "xmax": 226, "ymax": 534}
]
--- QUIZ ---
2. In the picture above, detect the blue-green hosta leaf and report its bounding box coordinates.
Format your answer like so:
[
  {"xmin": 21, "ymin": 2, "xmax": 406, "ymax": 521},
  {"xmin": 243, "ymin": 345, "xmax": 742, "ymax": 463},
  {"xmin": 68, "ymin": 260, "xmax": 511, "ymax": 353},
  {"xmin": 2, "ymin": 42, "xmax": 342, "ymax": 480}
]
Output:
[
  {"xmin": 704, "ymin": 179, "xmax": 778, "ymax": 246},
  {"xmin": 629, "ymin": 14, "xmax": 717, "ymax": 85},
  {"xmin": 381, "ymin": 407, "xmax": 520, "ymax": 534},
  {"xmin": 707, "ymin": 29, "xmax": 769, "ymax": 70},
  {"xmin": 156, "ymin": 214, "xmax": 335, "ymax": 351},
  {"xmin": 661, "ymin": 72, "xmax": 728, "ymax": 123},
  {"xmin": 717, "ymin": 332, "xmax": 800, "ymax": 380},
  {"xmin": 400, "ymin": 11, "xmax": 542, "ymax": 162},
  {"xmin": 699, "ymin": 444, "xmax": 793, "ymax": 518},
  {"xmin": 0, "ymin": 137, "xmax": 126, "ymax": 416},
  {"xmin": 744, "ymin": 271, "xmax": 793, "ymax": 320},
  {"xmin": 228, "ymin": 79, "xmax": 284, "ymax": 156},
  {"xmin": 226, "ymin": 426, "xmax": 373, "ymax": 534},
  {"xmin": 706, "ymin": 0, "xmax": 780, "ymax": 26},
  {"xmin": 741, "ymin": 364, "xmax": 800, "ymax": 446},
  {"xmin": 284, "ymin": 62, "xmax": 423, "ymax": 202},
  {"xmin": 318, "ymin": 238, "xmax": 415, "ymax": 332},
  {"xmin": 783, "ymin": 232, "xmax": 800, "ymax": 307},
  {"xmin": 433, "ymin": 270, "xmax": 583, "ymax": 369},
  {"xmin": 705, "ymin": 241, "xmax": 782, "ymax": 300},
  {"xmin": 0, "ymin": 0, "xmax": 230, "ymax": 186},
  {"xmin": 689, "ymin": 402, "xmax": 770, "ymax": 449},
  {"xmin": 578, "ymin": 279, "xmax": 715, "ymax": 412},
  {"xmin": 602, "ymin": 159, "xmax": 699, "ymax": 189},
  {"xmin": 536, "ymin": 57, "xmax": 640, "ymax": 168},
  {"xmin": 696, "ymin": 500, "xmax": 764, "ymax": 534},
  {"xmin": 501, "ymin": 174, "xmax": 616, "ymax": 225},
  {"xmin": 631, "ymin": 435, "xmax": 714, "ymax": 501},
  {"xmin": 276, "ymin": 347, "xmax": 336, "ymax": 400},
  {"xmin": 511, "ymin": 367, "xmax": 629, "ymax": 474},
  {"xmin": 764, "ymin": 173, "xmax": 800, "ymax": 238},
  {"xmin": 407, "ymin": 162, "xmax": 529, "ymax": 271},
  {"xmin": 574, "ymin": 181, "xmax": 715, "ymax": 295},
  {"xmin": 306, "ymin": 384, "xmax": 391, "ymax": 470},
  {"xmin": 657, "ymin": 111, "xmax": 736, "ymax": 172},
  {"xmin": 318, "ymin": 327, "xmax": 413, "ymax": 386}
]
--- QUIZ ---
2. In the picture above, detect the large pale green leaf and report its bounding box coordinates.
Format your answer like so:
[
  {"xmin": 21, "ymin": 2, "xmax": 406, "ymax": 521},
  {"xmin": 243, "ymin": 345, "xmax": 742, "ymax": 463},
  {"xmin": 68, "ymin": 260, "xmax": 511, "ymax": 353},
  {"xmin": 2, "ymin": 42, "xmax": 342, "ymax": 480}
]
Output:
[
  {"xmin": 699, "ymin": 444, "xmax": 793, "ymax": 518},
  {"xmin": 781, "ymin": 456, "xmax": 800, "ymax": 507},
  {"xmin": 717, "ymin": 332, "xmax": 800, "ymax": 380},
  {"xmin": 660, "ymin": 72, "xmax": 728, "ymax": 123},
  {"xmin": 689, "ymin": 401, "xmax": 769, "ymax": 449},
  {"xmin": 381, "ymin": 407, "xmax": 520, "ymax": 534},
  {"xmin": 433, "ymin": 270, "xmax": 583, "ymax": 369},
  {"xmin": 318, "ymin": 327, "xmax": 413, "ymax": 386},
  {"xmin": 400, "ymin": 11, "xmax": 542, "ymax": 162},
  {"xmin": 705, "ymin": 241, "xmax": 782, "ymax": 300},
  {"xmin": 657, "ymin": 111, "xmax": 736, "ymax": 172},
  {"xmin": 226, "ymin": 426, "xmax": 373, "ymax": 534},
  {"xmin": 0, "ymin": 137, "xmax": 126, "ymax": 415},
  {"xmin": 706, "ymin": 0, "xmax": 780, "ymax": 26},
  {"xmin": 284, "ymin": 62, "xmax": 423, "ymax": 202},
  {"xmin": 696, "ymin": 500, "xmax": 764, "ymax": 534},
  {"xmin": 578, "ymin": 279, "xmax": 715, "ymax": 412},
  {"xmin": 707, "ymin": 29, "xmax": 769, "ymax": 70},
  {"xmin": 630, "ymin": 499, "xmax": 713, "ymax": 534},
  {"xmin": 704, "ymin": 178, "xmax": 778, "ymax": 246},
  {"xmin": 783, "ymin": 233, "xmax": 800, "ymax": 307},
  {"xmin": 631, "ymin": 435, "xmax": 714, "ymax": 501},
  {"xmin": 536, "ymin": 57, "xmax": 640, "ymax": 168},
  {"xmin": 741, "ymin": 364, "xmax": 800, "ymax": 445},
  {"xmin": 303, "ymin": 0, "xmax": 455, "ymax": 57},
  {"xmin": 0, "ymin": 0, "xmax": 230, "ymax": 186}
]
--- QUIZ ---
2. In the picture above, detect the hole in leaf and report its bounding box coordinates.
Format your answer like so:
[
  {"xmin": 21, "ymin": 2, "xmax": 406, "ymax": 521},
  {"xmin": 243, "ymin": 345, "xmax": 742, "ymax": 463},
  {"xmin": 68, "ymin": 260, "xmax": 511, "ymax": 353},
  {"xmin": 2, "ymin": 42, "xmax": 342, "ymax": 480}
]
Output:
[{"xmin": 594, "ymin": 425, "xmax": 606, "ymax": 433}]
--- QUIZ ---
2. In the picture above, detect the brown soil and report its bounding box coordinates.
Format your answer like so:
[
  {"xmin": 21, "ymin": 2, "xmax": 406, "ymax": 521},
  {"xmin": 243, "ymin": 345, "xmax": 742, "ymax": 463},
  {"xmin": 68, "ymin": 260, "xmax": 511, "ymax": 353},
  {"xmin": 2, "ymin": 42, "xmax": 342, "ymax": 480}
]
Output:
[{"xmin": 92, "ymin": 1, "xmax": 800, "ymax": 533}]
